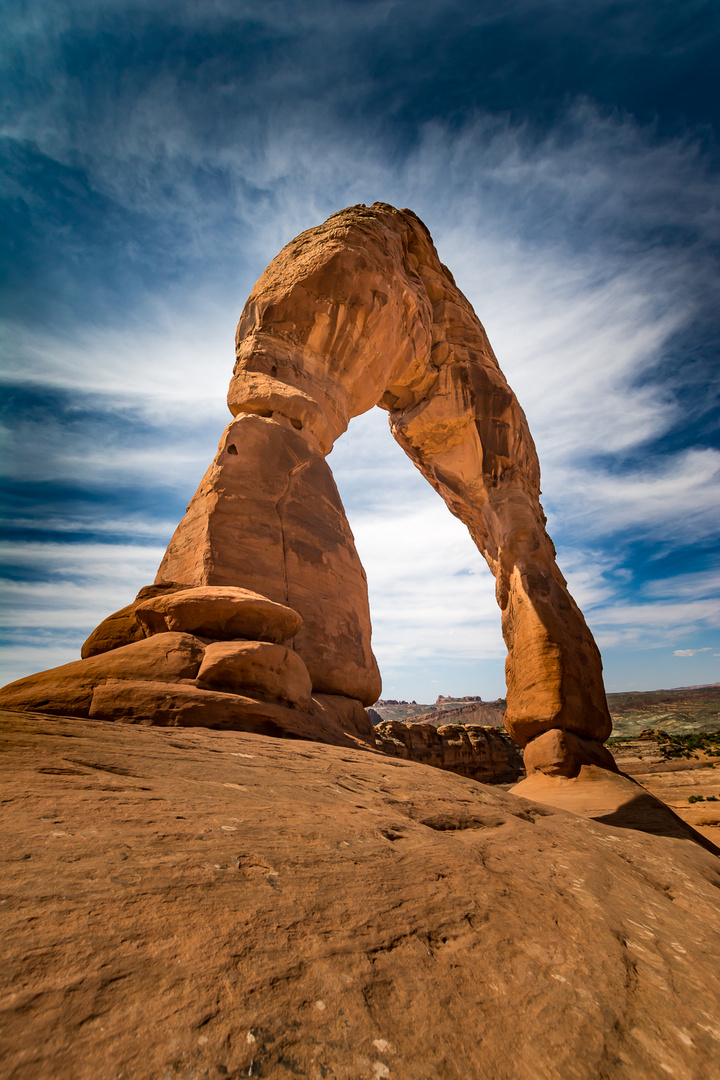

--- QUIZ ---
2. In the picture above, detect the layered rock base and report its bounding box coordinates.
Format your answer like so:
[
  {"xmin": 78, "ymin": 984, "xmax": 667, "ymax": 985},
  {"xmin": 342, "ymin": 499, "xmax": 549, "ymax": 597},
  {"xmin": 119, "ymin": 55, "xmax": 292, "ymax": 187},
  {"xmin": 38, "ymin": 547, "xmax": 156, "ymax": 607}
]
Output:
[
  {"xmin": 0, "ymin": 585, "xmax": 376, "ymax": 749},
  {"xmin": 523, "ymin": 728, "xmax": 620, "ymax": 778}
]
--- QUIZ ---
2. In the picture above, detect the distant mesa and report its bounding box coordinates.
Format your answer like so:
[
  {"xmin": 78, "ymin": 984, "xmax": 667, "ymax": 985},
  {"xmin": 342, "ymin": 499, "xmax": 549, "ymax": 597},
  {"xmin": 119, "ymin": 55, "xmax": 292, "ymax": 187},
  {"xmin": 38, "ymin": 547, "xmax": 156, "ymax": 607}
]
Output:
[
  {"xmin": 436, "ymin": 694, "xmax": 485, "ymax": 703},
  {"xmin": 0, "ymin": 202, "xmax": 614, "ymax": 778},
  {"xmin": 416, "ymin": 701, "xmax": 507, "ymax": 728}
]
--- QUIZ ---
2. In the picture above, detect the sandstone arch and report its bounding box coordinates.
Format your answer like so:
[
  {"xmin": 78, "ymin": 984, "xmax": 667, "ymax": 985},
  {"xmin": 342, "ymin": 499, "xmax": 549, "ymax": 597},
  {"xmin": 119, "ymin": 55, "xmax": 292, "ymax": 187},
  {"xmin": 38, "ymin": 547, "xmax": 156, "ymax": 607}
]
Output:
[
  {"xmin": 0, "ymin": 203, "xmax": 612, "ymax": 764},
  {"xmin": 159, "ymin": 202, "xmax": 611, "ymax": 745}
]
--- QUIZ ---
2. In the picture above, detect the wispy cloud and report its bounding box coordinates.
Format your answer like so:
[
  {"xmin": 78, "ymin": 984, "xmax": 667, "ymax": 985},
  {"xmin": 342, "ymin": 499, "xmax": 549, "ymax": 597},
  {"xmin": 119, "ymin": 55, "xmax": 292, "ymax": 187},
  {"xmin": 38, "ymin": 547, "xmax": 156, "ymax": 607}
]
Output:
[
  {"xmin": 0, "ymin": 541, "xmax": 166, "ymax": 685},
  {"xmin": 544, "ymin": 449, "xmax": 720, "ymax": 545}
]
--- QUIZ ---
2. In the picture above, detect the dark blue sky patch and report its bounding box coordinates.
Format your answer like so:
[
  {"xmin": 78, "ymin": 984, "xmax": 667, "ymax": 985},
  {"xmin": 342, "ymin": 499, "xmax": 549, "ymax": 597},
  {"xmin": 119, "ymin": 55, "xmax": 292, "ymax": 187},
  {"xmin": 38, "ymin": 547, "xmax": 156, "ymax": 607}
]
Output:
[
  {"xmin": 625, "ymin": 537, "xmax": 720, "ymax": 581},
  {"xmin": 0, "ymin": 627, "xmax": 90, "ymax": 654},
  {"xmin": 324, "ymin": 1, "xmax": 720, "ymax": 142},
  {"xmin": 1, "ymin": 383, "xmax": 179, "ymax": 444},
  {"xmin": 608, "ymin": 535, "xmax": 720, "ymax": 596},
  {"xmin": 639, "ymin": 314, "xmax": 720, "ymax": 451},
  {"xmin": 0, "ymin": 385, "xmax": 200, "ymax": 546},
  {"xmin": 0, "ymin": 138, "xmax": 166, "ymax": 327},
  {"xmin": 3, "ymin": 0, "xmax": 718, "ymax": 335},
  {"xmin": 0, "ymin": 478, "xmax": 185, "ymax": 535}
]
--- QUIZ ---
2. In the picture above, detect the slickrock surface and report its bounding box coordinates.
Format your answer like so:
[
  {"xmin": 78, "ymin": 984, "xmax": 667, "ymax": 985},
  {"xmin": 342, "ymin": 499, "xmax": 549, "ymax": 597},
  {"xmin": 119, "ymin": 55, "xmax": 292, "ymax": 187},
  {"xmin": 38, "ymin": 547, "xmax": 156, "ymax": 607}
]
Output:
[
  {"xmin": 0, "ymin": 203, "xmax": 612, "ymax": 759},
  {"xmin": 373, "ymin": 720, "xmax": 523, "ymax": 783},
  {"xmin": 634, "ymin": 764, "xmax": 720, "ymax": 844},
  {"xmin": 2, "ymin": 709, "xmax": 720, "ymax": 1080},
  {"xmin": 511, "ymin": 766, "xmax": 720, "ymax": 857}
]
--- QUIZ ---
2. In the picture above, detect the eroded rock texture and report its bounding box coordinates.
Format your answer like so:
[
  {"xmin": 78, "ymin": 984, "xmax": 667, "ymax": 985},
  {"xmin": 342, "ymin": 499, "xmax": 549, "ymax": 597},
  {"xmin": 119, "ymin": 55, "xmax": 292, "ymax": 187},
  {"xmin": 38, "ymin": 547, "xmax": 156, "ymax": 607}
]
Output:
[
  {"xmin": 373, "ymin": 720, "xmax": 523, "ymax": 783},
  {"xmin": 2, "ymin": 711, "xmax": 718, "ymax": 1080},
  {"xmin": 0, "ymin": 202, "xmax": 612, "ymax": 757},
  {"xmin": 156, "ymin": 414, "xmax": 380, "ymax": 705}
]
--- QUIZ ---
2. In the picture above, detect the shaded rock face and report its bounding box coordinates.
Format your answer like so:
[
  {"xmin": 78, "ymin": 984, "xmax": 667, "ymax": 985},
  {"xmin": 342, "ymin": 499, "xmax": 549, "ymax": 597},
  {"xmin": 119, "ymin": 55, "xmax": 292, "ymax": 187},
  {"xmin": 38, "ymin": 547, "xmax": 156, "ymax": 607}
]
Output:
[
  {"xmin": 2, "ymin": 710, "xmax": 719, "ymax": 1080},
  {"xmin": 374, "ymin": 720, "xmax": 523, "ymax": 783},
  {"xmin": 0, "ymin": 202, "xmax": 611, "ymax": 755}
]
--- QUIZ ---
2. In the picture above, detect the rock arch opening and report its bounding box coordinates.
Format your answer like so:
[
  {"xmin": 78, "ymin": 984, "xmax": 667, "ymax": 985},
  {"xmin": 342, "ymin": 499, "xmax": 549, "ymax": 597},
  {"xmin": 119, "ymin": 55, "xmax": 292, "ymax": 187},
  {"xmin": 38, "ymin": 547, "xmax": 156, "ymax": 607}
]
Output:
[{"xmin": 327, "ymin": 405, "xmax": 506, "ymax": 702}]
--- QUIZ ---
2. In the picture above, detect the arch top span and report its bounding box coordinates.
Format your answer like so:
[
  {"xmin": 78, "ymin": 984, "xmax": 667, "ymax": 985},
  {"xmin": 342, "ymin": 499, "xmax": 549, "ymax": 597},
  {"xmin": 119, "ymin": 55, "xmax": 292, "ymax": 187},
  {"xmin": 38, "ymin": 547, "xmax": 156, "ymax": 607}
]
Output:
[{"xmin": 225, "ymin": 202, "xmax": 612, "ymax": 751}]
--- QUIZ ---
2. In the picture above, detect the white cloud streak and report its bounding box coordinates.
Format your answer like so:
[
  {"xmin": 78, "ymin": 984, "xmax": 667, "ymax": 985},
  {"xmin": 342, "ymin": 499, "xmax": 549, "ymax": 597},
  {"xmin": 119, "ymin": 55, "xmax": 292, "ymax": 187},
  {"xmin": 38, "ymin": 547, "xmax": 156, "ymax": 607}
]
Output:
[{"xmin": 0, "ymin": 542, "xmax": 166, "ymax": 685}]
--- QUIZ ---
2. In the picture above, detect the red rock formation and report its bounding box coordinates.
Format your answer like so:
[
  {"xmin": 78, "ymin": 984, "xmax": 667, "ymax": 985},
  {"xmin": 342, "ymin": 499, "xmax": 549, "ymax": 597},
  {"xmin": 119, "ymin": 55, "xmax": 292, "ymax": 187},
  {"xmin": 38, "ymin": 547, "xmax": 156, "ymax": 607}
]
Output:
[
  {"xmin": 523, "ymin": 727, "xmax": 619, "ymax": 777},
  {"xmin": 0, "ymin": 202, "xmax": 612, "ymax": 764},
  {"xmin": 373, "ymin": 720, "xmax": 523, "ymax": 783},
  {"xmin": 155, "ymin": 414, "xmax": 380, "ymax": 705}
]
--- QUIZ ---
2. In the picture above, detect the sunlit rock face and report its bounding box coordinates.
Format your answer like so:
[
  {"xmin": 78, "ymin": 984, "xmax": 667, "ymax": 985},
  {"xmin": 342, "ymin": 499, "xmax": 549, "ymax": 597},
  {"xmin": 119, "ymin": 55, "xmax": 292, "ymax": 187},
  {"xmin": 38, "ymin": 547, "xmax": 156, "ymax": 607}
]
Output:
[
  {"xmin": 155, "ymin": 414, "xmax": 381, "ymax": 707},
  {"xmin": 0, "ymin": 202, "xmax": 612, "ymax": 758}
]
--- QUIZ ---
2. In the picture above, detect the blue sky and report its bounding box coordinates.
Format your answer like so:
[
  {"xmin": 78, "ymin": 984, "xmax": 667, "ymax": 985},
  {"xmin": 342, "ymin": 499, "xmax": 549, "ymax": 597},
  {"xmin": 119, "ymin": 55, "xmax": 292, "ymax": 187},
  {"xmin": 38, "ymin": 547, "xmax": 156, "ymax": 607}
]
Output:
[{"xmin": 1, "ymin": 0, "xmax": 719, "ymax": 701}]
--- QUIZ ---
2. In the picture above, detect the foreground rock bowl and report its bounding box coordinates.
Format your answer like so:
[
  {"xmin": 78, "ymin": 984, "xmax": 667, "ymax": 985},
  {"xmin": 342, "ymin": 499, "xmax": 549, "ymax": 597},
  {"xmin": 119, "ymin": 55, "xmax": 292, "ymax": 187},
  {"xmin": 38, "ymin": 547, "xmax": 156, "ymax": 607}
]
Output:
[{"xmin": 1, "ymin": 708, "xmax": 720, "ymax": 1080}]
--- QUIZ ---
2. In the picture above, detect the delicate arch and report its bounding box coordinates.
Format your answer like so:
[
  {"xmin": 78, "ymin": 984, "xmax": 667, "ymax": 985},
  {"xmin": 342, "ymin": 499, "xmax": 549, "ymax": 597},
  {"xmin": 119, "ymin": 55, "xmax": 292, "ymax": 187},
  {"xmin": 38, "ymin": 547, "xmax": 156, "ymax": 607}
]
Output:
[
  {"xmin": 160, "ymin": 202, "xmax": 611, "ymax": 746},
  {"xmin": 1, "ymin": 203, "xmax": 611, "ymax": 754}
]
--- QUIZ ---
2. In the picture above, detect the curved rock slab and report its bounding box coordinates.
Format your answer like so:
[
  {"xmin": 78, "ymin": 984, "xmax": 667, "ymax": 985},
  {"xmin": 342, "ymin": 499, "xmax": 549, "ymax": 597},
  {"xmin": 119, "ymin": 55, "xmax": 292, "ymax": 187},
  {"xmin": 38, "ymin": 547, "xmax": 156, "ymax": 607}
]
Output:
[
  {"xmin": 196, "ymin": 640, "xmax": 313, "ymax": 708},
  {"xmin": 0, "ymin": 633, "xmax": 206, "ymax": 718},
  {"xmin": 81, "ymin": 599, "xmax": 147, "ymax": 658},
  {"xmin": 524, "ymin": 727, "xmax": 620, "ymax": 777},
  {"xmin": 80, "ymin": 583, "xmax": 186, "ymax": 658},
  {"xmin": 135, "ymin": 585, "xmax": 302, "ymax": 644},
  {"xmin": 88, "ymin": 680, "xmax": 320, "ymax": 738}
]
